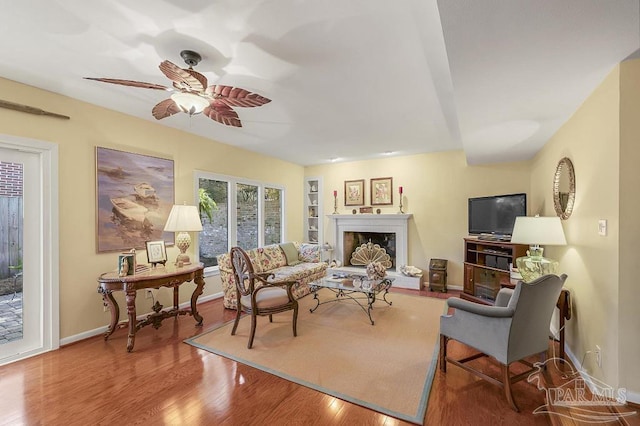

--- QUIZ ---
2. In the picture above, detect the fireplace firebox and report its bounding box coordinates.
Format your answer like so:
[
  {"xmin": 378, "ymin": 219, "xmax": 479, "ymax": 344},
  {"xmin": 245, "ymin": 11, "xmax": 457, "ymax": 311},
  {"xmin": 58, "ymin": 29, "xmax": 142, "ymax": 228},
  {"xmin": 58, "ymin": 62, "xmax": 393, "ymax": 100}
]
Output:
[{"xmin": 343, "ymin": 232, "xmax": 396, "ymax": 270}]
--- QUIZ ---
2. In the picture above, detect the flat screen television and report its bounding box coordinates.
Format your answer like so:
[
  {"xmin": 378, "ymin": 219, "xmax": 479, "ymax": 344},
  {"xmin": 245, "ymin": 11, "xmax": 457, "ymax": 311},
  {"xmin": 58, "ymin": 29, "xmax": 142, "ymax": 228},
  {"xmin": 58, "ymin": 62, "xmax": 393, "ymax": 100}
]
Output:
[{"xmin": 468, "ymin": 193, "xmax": 527, "ymax": 237}]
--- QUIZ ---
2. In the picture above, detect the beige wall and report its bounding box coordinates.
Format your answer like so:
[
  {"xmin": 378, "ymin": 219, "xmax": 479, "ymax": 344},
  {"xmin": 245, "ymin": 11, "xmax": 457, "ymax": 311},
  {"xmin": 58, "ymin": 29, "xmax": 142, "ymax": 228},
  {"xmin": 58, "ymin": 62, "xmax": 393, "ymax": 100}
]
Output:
[
  {"xmin": 618, "ymin": 60, "xmax": 640, "ymax": 396},
  {"xmin": 531, "ymin": 61, "xmax": 640, "ymax": 392},
  {"xmin": 0, "ymin": 77, "xmax": 304, "ymax": 339},
  {"xmin": 305, "ymin": 151, "xmax": 531, "ymax": 287}
]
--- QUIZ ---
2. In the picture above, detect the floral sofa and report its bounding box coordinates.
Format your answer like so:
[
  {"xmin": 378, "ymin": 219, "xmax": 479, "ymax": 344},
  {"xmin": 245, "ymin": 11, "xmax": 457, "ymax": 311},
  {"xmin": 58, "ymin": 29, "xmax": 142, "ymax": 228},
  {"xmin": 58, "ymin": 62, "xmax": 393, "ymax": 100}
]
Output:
[{"xmin": 217, "ymin": 242, "xmax": 328, "ymax": 310}]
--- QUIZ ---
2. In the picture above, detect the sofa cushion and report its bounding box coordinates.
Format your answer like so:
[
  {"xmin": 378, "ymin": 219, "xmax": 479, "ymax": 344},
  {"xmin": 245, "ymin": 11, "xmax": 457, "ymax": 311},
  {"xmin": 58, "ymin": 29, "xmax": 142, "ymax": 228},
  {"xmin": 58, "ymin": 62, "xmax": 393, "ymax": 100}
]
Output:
[
  {"xmin": 270, "ymin": 262, "xmax": 327, "ymax": 282},
  {"xmin": 299, "ymin": 243, "xmax": 320, "ymax": 262},
  {"xmin": 280, "ymin": 242, "xmax": 302, "ymax": 266}
]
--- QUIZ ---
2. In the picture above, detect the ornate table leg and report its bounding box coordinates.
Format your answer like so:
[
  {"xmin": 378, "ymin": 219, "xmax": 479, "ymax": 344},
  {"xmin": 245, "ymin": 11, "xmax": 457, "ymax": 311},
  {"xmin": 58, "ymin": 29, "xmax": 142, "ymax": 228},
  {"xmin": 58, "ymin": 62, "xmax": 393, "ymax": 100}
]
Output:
[
  {"xmin": 309, "ymin": 286, "xmax": 321, "ymax": 313},
  {"xmin": 125, "ymin": 286, "xmax": 137, "ymax": 352},
  {"xmin": 366, "ymin": 292, "xmax": 376, "ymax": 325},
  {"xmin": 190, "ymin": 272, "xmax": 205, "ymax": 325},
  {"xmin": 382, "ymin": 287, "xmax": 393, "ymax": 306},
  {"xmin": 99, "ymin": 288, "xmax": 119, "ymax": 340}
]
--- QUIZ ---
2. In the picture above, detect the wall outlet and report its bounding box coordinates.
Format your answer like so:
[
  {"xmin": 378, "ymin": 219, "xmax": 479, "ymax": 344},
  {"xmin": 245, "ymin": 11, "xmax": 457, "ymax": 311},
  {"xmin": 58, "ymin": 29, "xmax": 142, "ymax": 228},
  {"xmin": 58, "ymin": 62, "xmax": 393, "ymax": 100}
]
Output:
[
  {"xmin": 598, "ymin": 219, "xmax": 607, "ymax": 236},
  {"xmin": 595, "ymin": 345, "xmax": 602, "ymax": 367},
  {"xmin": 145, "ymin": 289, "xmax": 153, "ymax": 299}
]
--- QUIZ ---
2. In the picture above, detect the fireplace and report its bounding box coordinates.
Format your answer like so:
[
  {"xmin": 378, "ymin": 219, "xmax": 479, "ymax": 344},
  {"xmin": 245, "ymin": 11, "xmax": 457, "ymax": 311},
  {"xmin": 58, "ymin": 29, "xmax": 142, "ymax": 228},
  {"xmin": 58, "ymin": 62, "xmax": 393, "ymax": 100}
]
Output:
[
  {"xmin": 343, "ymin": 231, "xmax": 396, "ymax": 269},
  {"xmin": 329, "ymin": 214, "xmax": 419, "ymax": 289}
]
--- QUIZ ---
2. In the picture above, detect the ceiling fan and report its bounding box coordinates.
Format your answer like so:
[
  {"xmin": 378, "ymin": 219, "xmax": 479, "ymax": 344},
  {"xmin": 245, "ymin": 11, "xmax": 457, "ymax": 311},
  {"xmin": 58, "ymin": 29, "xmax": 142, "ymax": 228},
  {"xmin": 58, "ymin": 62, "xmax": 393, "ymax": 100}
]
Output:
[{"xmin": 85, "ymin": 50, "xmax": 271, "ymax": 127}]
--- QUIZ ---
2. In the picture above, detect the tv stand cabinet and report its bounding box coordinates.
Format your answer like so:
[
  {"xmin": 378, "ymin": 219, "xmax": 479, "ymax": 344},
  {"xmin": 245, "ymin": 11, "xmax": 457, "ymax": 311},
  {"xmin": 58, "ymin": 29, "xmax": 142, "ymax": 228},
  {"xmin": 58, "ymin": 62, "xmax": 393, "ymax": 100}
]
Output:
[{"xmin": 462, "ymin": 238, "xmax": 528, "ymax": 305}]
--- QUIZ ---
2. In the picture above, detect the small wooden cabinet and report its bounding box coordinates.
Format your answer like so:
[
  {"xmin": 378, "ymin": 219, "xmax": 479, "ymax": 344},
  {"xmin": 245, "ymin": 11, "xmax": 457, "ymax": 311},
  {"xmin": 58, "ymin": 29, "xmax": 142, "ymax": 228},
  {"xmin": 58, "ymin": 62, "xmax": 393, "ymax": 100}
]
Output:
[{"xmin": 462, "ymin": 238, "xmax": 528, "ymax": 305}]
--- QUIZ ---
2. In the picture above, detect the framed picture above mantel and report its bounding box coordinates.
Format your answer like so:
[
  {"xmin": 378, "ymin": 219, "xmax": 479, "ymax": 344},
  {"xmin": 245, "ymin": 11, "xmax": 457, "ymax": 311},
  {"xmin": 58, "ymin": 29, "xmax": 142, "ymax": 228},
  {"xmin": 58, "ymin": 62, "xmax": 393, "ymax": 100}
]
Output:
[
  {"xmin": 371, "ymin": 177, "xmax": 393, "ymax": 205},
  {"xmin": 344, "ymin": 179, "xmax": 365, "ymax": 206}
]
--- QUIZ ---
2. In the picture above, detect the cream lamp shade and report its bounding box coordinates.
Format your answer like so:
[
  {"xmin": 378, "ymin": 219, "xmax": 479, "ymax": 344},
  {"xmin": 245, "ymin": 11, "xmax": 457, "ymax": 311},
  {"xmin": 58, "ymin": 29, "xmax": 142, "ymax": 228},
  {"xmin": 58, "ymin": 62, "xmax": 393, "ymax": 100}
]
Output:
[
  {"xmin": 510, "ymin": 215, "xmax": 566, "ymax": 282},
  {"xmin": 164, "ymin": 204, "xmax": 203, "ymax": 265}
]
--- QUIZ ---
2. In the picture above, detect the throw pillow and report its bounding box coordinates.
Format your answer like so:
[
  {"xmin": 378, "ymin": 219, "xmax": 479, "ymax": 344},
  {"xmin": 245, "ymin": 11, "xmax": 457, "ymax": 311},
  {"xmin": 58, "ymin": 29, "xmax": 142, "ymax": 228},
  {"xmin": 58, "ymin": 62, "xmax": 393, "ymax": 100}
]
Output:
[
  {"xmin": 299, "ymin": 243, "xmax": 321, "ymax": 263},
  {"xmin": 280, "ymin": 242, "xmax": 302, "ymax": 266}
]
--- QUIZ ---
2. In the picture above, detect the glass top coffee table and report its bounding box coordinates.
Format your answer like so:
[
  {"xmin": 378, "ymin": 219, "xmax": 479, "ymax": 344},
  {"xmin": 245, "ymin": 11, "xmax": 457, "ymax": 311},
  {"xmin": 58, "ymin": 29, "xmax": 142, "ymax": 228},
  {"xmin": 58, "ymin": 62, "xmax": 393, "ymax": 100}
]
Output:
[{"xmin": 308, "ymin": 272, "xmax": 394, "ymax": 325}]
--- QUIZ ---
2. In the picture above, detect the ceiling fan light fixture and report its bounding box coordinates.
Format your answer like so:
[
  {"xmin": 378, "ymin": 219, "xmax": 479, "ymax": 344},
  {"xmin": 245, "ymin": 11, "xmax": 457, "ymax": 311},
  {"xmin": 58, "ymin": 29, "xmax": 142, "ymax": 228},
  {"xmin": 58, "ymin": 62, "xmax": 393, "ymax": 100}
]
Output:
[{"xmin": 170, "ymin": 92, "xmax": 209, "ymax": 115}]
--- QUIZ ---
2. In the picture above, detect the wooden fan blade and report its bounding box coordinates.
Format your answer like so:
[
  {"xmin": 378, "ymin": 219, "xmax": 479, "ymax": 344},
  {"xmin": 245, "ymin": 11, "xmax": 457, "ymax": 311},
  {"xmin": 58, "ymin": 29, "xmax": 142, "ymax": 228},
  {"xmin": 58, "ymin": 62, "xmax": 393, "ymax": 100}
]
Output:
[
  {"xmin": 151, "ymin": 98, "xmax": 181, "ymax": 120},
  {"xmin": 84, "ymin": 77, "xmax": 169, "ymax": 91},
  {"xmin": 183, "ymin": 69, "xmax": 208, "ymax": 91},
  {"xmin": 205, "ymin": 85, "xmax": 271, "ymax": 108},
  {"xmin": 203, "ymin": 101, "xmax": 242, "ymax": 127},
  {"xmin": 159, "ymin": 61, "xmax": 206, "ymax": 92}
]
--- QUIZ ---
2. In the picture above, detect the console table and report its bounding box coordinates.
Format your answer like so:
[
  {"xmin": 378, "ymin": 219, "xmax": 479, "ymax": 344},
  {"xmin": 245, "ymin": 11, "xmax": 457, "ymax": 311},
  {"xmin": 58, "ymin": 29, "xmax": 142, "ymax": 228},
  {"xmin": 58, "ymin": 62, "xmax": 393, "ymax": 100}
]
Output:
[{"xmin": 97, "ymin": 262, "xmax": 205, "ymax": 352}]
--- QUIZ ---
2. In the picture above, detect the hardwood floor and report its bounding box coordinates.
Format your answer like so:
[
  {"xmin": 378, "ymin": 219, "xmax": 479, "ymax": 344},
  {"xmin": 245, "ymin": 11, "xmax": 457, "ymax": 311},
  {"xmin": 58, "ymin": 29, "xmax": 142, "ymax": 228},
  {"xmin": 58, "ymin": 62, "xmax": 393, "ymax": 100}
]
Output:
[{"xmin": 0, "ymin": 288, "xmax": 637, "ymax": 425}]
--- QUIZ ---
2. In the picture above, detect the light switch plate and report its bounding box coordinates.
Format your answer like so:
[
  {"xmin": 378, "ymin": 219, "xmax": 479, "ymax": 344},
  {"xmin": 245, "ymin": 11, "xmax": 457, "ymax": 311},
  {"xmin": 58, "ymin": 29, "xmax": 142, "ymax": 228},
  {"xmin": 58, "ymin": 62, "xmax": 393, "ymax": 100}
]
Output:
[{"xmin": 598, "ymin": 219, "xmax": 607, "ymax": 236}]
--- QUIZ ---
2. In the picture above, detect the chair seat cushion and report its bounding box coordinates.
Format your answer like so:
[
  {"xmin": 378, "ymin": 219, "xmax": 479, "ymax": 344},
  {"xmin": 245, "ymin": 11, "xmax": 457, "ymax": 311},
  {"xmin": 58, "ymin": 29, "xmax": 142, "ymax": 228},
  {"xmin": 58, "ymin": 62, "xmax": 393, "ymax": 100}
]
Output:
[{"xmin": 241, "ymin": 287, "xmax": 290, "ymax": 309}]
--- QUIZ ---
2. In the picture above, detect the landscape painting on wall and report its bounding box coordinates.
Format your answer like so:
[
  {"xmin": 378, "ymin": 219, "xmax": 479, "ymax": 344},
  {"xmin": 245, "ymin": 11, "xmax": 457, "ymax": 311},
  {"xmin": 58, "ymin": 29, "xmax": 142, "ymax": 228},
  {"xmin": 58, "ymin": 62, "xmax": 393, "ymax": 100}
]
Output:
[{"xmin": 96, "ymin": 147, "xmax": 175, "ymax": 252}]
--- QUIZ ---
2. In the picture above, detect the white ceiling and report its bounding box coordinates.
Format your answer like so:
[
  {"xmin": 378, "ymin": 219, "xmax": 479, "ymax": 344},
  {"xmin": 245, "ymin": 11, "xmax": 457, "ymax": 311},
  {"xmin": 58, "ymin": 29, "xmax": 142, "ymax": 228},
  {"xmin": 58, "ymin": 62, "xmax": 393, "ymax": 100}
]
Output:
[{"xmin": 0, "ymin": 0, "xmax": 637, "ymax": 166}]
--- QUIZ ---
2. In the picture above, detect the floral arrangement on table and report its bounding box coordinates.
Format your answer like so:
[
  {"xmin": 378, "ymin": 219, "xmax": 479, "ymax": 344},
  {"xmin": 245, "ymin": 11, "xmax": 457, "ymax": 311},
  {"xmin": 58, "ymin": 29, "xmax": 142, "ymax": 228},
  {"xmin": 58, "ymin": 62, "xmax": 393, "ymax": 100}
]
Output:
[{"xmin": 366, "ymin": 261, "xmax": 387, "ymax": 280}]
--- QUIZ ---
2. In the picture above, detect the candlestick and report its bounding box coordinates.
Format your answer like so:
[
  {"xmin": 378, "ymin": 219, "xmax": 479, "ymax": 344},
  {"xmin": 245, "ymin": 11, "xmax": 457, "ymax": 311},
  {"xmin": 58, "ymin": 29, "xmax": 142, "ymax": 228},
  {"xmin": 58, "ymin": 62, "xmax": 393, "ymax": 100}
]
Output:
[
  {"xmin": 333, "ymin": 190, "xmax": 339, "ymax": 214},
  {"xmin": 398, "ymin": 187, "xmax": 404, "ymax": 214}
]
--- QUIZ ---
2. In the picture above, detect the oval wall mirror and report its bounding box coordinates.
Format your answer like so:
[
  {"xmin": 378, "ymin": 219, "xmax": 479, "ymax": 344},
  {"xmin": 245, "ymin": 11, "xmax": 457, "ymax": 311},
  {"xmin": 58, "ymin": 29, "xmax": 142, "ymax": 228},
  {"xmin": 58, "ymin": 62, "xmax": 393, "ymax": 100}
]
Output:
[{"xmin": 553, "ymin": 157, "xmax": 575, "ymax": 220}]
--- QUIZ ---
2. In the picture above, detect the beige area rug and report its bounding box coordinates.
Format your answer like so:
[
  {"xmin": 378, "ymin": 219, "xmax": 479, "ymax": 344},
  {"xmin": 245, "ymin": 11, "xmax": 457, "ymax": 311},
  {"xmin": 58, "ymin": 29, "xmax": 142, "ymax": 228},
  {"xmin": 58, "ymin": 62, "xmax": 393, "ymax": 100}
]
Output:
[{"xmin": 186, "ymin": 292, "xmax": 445, "ymax": 424}]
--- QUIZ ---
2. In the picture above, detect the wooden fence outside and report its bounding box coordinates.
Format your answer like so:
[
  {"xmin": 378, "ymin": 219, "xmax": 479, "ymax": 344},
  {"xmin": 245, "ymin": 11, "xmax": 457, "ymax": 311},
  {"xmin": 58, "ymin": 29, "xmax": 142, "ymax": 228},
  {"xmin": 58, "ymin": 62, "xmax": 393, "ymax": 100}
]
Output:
[{"xmin": 0, "ymin": 197, "xmax": 22, "ymax": 279}]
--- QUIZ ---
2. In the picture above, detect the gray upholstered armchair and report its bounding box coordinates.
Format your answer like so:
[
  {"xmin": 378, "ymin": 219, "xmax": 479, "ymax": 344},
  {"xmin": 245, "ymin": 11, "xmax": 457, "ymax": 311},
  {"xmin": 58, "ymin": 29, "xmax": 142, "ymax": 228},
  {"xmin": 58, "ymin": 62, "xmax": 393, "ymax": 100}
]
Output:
[{"xmin": 439, "ymin": 274, "xmax": 567, "ymax": 411}]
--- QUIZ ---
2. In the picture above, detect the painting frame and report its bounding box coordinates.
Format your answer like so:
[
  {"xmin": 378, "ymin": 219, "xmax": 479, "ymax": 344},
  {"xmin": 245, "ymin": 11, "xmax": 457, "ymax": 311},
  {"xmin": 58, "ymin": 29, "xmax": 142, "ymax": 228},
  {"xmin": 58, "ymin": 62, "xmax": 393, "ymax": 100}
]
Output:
[
  {"xmin": 344, "ymin": 179, "xmax": 365, "ymax": 206},
  {"xmin": 371, "ymin": 177, "xmax": 393, "ymax": 206},
  {"xmin": 145, "ymin": 240, "xmax": 168, "ymax": 265},
  {"xmin": 96, "ymin": 146, "xmax": 175, "ymax": 253}
]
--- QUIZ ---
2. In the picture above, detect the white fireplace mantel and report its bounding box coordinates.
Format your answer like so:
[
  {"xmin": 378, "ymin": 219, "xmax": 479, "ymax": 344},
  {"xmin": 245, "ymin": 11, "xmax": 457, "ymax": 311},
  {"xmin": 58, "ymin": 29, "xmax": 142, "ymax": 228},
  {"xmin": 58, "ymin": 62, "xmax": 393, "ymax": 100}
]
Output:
[{"xmin": 328, "ymin": 214, "xmax": 419, "ymax": 289}]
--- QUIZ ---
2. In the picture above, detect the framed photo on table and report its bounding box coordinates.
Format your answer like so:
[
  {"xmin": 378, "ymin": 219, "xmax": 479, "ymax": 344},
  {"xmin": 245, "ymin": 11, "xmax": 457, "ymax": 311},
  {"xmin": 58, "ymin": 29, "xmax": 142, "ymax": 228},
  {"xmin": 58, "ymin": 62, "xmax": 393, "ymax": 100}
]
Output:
[
  {"xmin": 118, "ymin": 253, "xmax": 136, "ymax": 276},
  {"xmin": 371, "ymin": 177, "xmax": 393, "ymax": 205},
  {"xmin": 344, "ymin": 179, "xmax": 365, "ymax": 206},
  {"xmin": 145, "ymin": 240, "xmax": 167, "ymax": 266}
]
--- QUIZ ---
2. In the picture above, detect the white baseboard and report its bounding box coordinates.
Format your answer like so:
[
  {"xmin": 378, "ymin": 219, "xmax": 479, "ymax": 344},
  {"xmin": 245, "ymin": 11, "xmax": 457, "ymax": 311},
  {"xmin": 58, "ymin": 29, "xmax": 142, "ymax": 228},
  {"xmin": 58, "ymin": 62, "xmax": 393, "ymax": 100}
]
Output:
[
  {"xmin": 564, "ymin": 345, "xmax": 640, "ymax": 405},
  {"xmin": 626, "ymin": 390, "xmax": 640, "ymax": 405},
  {"xmin": 60, "ymin": 291, "xmax": 223, "ymax": 346}
]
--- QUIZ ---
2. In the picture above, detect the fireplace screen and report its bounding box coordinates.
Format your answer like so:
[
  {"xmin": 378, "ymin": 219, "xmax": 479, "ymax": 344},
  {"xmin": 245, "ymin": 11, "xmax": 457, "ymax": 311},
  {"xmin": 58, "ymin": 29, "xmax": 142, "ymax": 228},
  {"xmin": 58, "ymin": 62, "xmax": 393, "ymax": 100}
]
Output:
[{"xmin": 343, "ymin": 232, "xmax": 396, "ymax": 270}]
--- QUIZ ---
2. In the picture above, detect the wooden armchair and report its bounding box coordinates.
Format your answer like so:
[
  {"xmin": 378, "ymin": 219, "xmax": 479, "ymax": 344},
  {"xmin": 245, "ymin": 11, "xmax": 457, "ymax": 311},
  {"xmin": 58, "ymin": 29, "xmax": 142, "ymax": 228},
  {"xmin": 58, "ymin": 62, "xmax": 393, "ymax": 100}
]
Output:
[{"xmin": 230, "ymin": 246, "xmax": 299, "ymax": 349}]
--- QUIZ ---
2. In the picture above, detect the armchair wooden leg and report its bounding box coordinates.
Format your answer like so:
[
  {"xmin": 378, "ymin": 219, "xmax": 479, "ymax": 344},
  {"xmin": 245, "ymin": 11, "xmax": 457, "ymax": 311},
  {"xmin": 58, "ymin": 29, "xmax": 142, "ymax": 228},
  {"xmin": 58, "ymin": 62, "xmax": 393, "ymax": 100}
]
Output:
[
  {"xmin": 269, "ymin": 314, "xmax": 273, "ymax": 323},
  {"xmin": 292, "ymin": 305, "xmax": 298, "ymax": 337},
  {"xmin": 440, "ymin": 335, "xmax": 447, "ymax": 373},
  {"xmin": 247, "ymin": 314, "xmax": 257, "ymax": 349},
  {"xmin": 231, "ymin": 307, "xmax": 241, "ymax": 336},
  {"xmin": 502, "ymin": 364, "xmax": 519, "ymax": 412}
]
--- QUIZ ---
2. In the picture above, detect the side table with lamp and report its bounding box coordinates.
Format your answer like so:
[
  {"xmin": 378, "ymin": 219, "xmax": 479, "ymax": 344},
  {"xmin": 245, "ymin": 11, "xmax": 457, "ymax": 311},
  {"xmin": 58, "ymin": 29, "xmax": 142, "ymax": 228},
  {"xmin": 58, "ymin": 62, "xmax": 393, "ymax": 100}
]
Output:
[
  {"xmin": 510, "ymin": 215, "xmax": 571, "ymax": 360},
  {"xmin": 97, "ymin": 202, "xmax": 205, "ymax": 352},
  {"xmin": 322, "ymin": 242, "xmax": 333, "ymax": 265}
]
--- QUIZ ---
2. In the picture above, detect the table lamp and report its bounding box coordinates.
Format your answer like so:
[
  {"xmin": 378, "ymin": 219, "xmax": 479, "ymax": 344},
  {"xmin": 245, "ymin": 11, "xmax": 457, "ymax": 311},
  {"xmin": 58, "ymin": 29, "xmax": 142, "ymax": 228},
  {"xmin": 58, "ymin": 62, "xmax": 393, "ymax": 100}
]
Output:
[
  {"xmin": 510, "ymin": 215, "xmax": 567, "ymax": 282},
  {"xmin": 163, "ymin": 204, "xmax": 203, "ymax": 265},
  {"xmin": 322, "ymin": 242, "xmax": 333, "ymax": 264}
]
